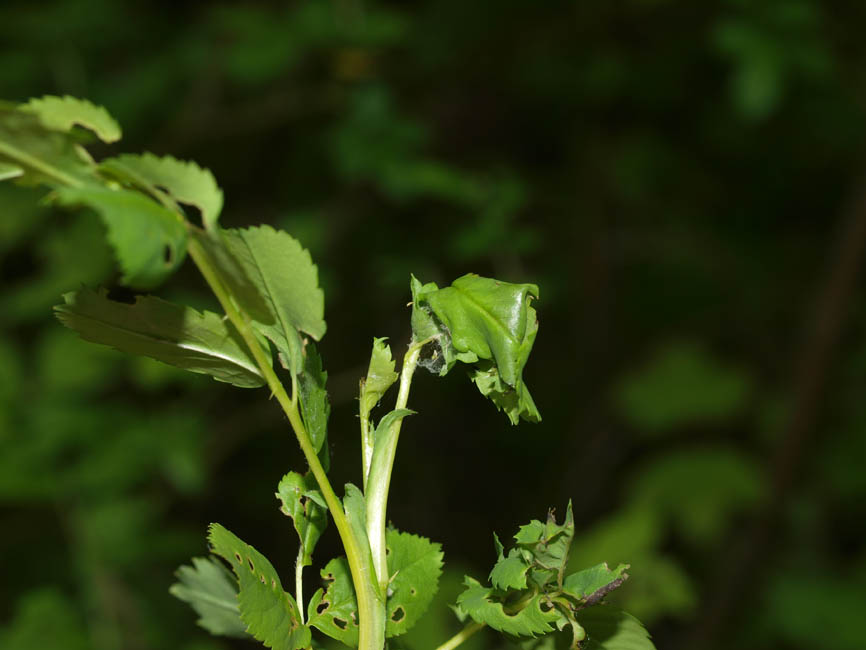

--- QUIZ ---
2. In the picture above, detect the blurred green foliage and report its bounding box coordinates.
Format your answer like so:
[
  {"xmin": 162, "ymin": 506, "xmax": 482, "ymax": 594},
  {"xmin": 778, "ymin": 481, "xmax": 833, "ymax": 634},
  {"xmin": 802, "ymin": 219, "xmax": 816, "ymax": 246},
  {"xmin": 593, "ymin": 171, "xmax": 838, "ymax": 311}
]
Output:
[{"xmin": 2, "ymin": 1, "xmax": 866, "ymax": 649}]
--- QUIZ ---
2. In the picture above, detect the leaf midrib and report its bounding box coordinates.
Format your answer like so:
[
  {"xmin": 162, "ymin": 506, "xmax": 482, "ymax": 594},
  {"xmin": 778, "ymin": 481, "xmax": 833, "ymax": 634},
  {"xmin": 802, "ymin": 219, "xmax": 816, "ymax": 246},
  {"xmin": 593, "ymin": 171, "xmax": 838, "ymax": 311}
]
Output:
[{"xmin": 57, "ymin": 309, "xmax": 262, "ymax": 379}]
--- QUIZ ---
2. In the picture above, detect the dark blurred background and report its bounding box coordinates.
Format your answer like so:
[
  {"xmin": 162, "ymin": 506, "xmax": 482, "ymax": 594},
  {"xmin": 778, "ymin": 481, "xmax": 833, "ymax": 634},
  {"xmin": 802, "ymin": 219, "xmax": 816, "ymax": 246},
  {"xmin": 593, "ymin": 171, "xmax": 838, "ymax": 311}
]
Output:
[{"xmin": 2, "ymin": 1, "xmax": 866, "ymax": 649}]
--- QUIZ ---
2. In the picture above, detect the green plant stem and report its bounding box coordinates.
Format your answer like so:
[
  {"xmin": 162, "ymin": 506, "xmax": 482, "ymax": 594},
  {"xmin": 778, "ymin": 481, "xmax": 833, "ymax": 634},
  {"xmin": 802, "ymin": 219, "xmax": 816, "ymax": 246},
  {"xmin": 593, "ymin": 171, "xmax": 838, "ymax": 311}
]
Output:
[
  {"xmin": 295, "ymin": 547, "xmax": 305, "ymax": 625},
  {"xmin": 360, "ymin": 397, "xmax": 373, "ymax": 491},
  {"xmin": 187, "ymin": 233, "xmax": 384, "ymax": 650},
  {"xmin": 365, "ymin": 340, "xmax": 424, "ymax": 592},
  {"xmin": 434, "ymin": 622, "xmax": 485, "ymax": 650}
]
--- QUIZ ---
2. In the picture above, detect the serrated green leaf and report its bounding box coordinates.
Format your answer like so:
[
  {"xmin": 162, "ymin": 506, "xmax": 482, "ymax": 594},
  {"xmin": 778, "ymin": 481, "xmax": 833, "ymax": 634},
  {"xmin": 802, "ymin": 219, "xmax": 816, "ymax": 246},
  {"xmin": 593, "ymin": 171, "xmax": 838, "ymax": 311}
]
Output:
[
  {"xmin": 456, "ymin": 576, "xmax": 559, "ymax": 637},
  {"xmin": 360, "ymin": 338, "xmax": 400, "ymax": 486},
  {"xmin": 516, "ymin": 503, "xmax": 574, "ymax": 589},
  {"xmin": 514, "ymin": 520, "xmax": 546, "ymax": 545},
  {"xmin": 0, "ymin": 106, "xmax": 99, "ymax": 188},
  {"xmin": 563, "ymin": 564, "xmax": 629, "ymax": 602},
  {"xmin": 360, "ymin": 337, "xmax": 399, "ymax": 418},
  {"xmin": 490, "ymin": 549, "xmax": 530, "ymax": 591},
  {"xmin": 189, "ymin": 227, "xmax": 273, "ymax": 321},
  {"xmin": 54, "ymin": 186, "xmax": 187, "ymax": 289},
  {"xmin": 169, "ymin": 556, "xmax": 248, "ymax": 638},
  {"xmin": 578, "ymin": 608, "xmax": 655, "ymax": 650},
  {"xmin": 22, "ymin": 95, "xmax": 121, "ymax": 143},
  {"xmin": 384, "ymin": 529, "xmax": 444, "ymax": 637},
  {"xmin": 299, "ymin": 343, "xmax": 330, "ymax": 471},
  {"xmin": 471, "ymin": 360, "xmax": 541, "ymax": 424},
  {"xmin": 0, "ymin": 161, "xmax": 23, "ymax": 181},
  {"xmin": 209, "ymin": 524, "xmax": 311, "ymax": 650},
  {"xmin": 100, "ymin": 152, "xmax": 223, "ymax": 229},
  {"xmin": 275, "ymin": 471, "xmax": 328, "ymax": 567},
  {"xmin": 223, "ymin": 225, "xmax": 326, "ymax": 373},
  {"xmin": 307, "ymin": 557, "xmax": 360, "ymax": 646},
  {"xmin": 410, "ymin": 273, "xmax": 540, "ymax": 423},
  {"xmin": 54, "ymin": 288, "xmax": 265, "ymax": 388}
]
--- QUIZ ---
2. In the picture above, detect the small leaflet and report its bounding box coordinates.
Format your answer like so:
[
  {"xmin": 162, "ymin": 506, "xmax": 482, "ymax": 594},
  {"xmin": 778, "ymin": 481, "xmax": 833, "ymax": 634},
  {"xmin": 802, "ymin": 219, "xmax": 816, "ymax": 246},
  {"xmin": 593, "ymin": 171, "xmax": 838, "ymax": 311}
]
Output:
[
  {"xmin": 360, "ymin": 338, "xmax": 399, "ymax": 419},
  {"xmin": 209, "ymin": 524, "xmax": 311, "ymax": 650},
  {"xmin": 563, "ymin": 564, "xmax": 630, "ymax": 603},
  {"xmin": 456, "ymin": 576, "xmax": 560, "ymax": 637},
  {"xmin": 307, "ymin": 557, "xmax": 360, "ymax": 647},
  {"xmin": 489, "ymin": 548, "xmax": 530, "ymax": 591},
  {"xmin": 22, "ymin": 95, "xmax": 122, "ymax": 143},
  {"xmin": 99, "ymin": 152, "xmax": 223, "ymax": 229},
  {"xmin": 0, "ymin": 103, "xmax": 101, "ymax": 189},
  {"xmin": 275, "ymin": 471, "xmax": 328, "ymax": 567},
  {"xmin": 299, "ymin": 343, "xmax": 330, "ymax": 471},
  {"xmin": 384, "ymin": 529, "xmax": 443, "ymax": 637},
  {"xmin": 456, "ymin": 504, "xmax": 637, "ymax": 648},
  {"xmin": 169, "ymin": 556, "xmax": 248, "ymax": 638}
]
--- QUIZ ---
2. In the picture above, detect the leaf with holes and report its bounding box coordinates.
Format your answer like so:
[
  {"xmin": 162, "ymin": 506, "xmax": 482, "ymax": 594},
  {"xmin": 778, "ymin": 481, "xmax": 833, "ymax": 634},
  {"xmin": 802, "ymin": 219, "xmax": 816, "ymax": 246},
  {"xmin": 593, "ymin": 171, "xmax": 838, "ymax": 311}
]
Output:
[
  {"xmin": 456, "ymin": 576, "xmax": 560, "ymax": 637},
  {"xmin": 275, "ymin": 471, "xmax": 327, "ymax": 567},
  {"xmin": 54, "ymin": 288, "xmax": 265, "ymax": 388},
  {"xmin": 578, "ymin": 607, "xmax": 655, "ymax": 650},
  {"xmin": 99, "ymin": 153, "xmax": 223, "ymax": 229},
  {"xmin": 307, "ymin": 557, "xmax": 360, "ymax": 647},
  {"xmin": 385, "ymin": 529, "xmax": 443, "ymax": 637},
  {"xmin": 299, "ymin": 343, "xmax": 330, "ymax": 471},
  {"xmin": 0, "ymin": 105, "xmax": 99, "ymax": 188},
  {"xmin": 208, "ymin": 524, "xmax": 311, "ymax": 650},
  {"xmin": 22, "ymin": 95, "xmax": 121, "ymax": 143},
  {"xmin": 54, "ymin": 186, "xmax": 187, "ymax": 289},
  {"xmin": 410, "ymin": 273, "xmax": 540, "ymax": 424},
  {"xmin": 563, "ymin": 564, "xmax": 629, "ymax": 603},
  {"xmin": 169, "ymin": 556, "xmax": 248, "ymax": 638},
  {"xmin": 223, "ymin": 225, "xmax": 326, "ymax": 374}
]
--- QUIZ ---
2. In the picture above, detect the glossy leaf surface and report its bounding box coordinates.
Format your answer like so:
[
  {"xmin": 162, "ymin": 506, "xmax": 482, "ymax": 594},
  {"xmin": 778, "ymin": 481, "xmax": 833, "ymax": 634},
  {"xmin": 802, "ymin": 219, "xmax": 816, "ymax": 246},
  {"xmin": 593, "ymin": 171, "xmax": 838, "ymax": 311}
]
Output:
[{"xmin": 410, "ymin": 273, "xmax": 540, "ymax": 423}]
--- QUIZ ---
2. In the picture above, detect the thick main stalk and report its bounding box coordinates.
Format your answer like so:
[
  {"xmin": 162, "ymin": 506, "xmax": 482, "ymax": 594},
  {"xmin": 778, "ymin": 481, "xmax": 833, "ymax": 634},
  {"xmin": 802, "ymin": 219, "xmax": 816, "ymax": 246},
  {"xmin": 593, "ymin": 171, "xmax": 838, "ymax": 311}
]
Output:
[
  {"xmin": 187, "ymin": 234, "xmax": 385, "ymax": 650},
  {"xmin": 365, "ymin": 341, "xmax": 423, "ymax": 591}
]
